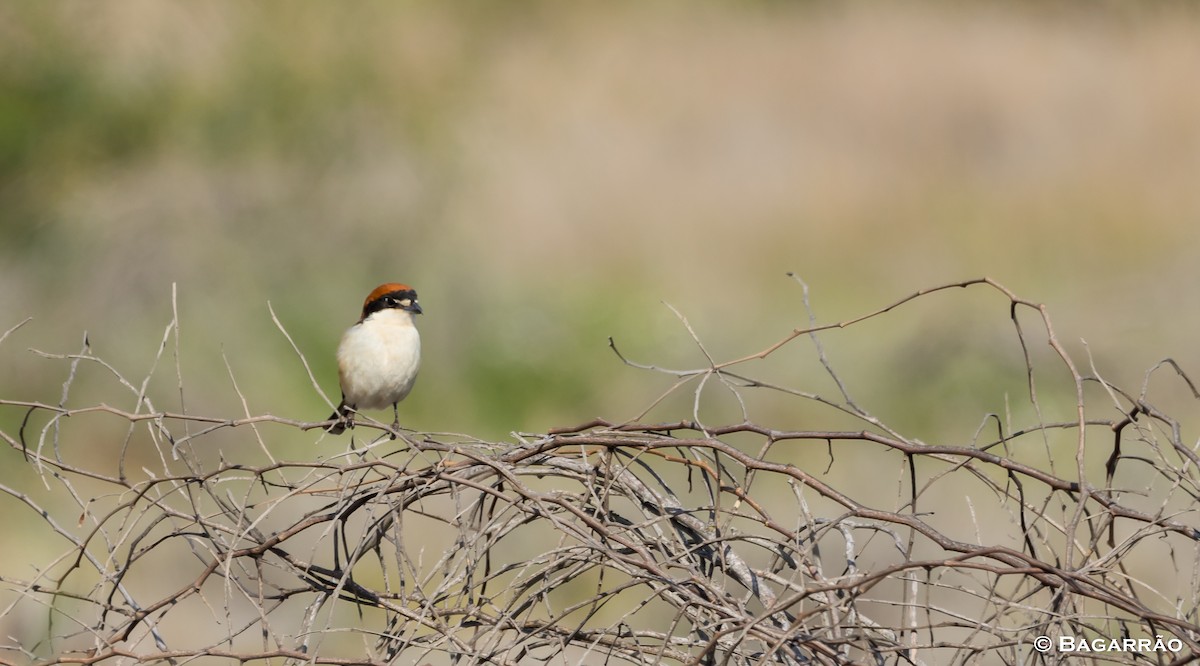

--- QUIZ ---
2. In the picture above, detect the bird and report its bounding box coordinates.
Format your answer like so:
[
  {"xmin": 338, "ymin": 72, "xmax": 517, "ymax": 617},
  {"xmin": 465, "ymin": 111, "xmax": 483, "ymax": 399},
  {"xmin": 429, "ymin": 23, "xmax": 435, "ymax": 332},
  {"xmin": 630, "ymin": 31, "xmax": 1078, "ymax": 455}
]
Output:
[{"xmin": 327, "ymin": 283, "xmax": 422, "ymax": 437}]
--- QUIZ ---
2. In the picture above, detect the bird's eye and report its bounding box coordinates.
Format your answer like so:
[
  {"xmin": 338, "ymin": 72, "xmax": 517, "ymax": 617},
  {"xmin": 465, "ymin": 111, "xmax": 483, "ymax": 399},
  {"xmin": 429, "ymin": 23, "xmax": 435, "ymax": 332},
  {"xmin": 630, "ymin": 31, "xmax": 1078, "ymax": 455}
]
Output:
[{"xmin": 385, "ymin": 296, "xmax": 397, "ymax": 306}]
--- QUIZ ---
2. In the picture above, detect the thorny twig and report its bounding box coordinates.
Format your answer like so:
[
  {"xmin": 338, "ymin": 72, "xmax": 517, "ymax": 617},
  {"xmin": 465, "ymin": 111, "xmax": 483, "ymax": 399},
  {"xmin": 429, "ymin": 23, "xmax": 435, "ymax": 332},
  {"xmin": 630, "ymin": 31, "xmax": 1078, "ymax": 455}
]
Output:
[{"xmin": 2, "ymin": 277, "xmax": 1200, "ymax": 665}]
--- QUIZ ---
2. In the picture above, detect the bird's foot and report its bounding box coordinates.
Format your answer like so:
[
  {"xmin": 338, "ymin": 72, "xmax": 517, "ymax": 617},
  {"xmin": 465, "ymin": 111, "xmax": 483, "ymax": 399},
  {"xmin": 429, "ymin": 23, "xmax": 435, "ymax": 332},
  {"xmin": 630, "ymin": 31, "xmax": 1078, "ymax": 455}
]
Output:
[{"xmin": 328, "ymin": 402, "xmax": 355, "ymax": 435}]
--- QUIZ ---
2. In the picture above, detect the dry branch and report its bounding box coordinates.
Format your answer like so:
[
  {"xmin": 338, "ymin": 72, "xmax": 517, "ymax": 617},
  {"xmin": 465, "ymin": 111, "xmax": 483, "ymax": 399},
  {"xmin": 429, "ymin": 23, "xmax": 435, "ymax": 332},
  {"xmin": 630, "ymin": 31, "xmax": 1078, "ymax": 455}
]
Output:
[{"xmin": 3, "ymin": 278, "xmax": 1200, "ymax": 665}]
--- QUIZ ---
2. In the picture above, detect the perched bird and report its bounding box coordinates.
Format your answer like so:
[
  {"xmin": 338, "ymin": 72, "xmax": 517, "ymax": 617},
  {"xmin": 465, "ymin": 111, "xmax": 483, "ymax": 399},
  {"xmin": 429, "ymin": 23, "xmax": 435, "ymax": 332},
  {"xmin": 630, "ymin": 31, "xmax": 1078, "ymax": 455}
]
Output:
[{"xmin": 327, "ymin": 283, "xmax": 422, "ymax": 436}]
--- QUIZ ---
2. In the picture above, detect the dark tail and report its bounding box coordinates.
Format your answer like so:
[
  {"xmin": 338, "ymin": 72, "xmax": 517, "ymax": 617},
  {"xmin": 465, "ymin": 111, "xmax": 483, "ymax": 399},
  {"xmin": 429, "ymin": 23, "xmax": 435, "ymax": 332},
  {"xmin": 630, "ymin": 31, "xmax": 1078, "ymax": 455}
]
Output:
[{"xmin": 327, "ymin": 400, "xmax": 352, "ymax": 435}]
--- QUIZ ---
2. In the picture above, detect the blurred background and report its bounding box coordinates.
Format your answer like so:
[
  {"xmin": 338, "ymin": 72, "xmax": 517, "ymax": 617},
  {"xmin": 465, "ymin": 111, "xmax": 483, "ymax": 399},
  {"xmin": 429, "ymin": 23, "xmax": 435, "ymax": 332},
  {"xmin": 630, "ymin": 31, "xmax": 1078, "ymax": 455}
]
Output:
[{"xmin": 2, "ymin": 1, "xmax": 1200, "ymax": 649}]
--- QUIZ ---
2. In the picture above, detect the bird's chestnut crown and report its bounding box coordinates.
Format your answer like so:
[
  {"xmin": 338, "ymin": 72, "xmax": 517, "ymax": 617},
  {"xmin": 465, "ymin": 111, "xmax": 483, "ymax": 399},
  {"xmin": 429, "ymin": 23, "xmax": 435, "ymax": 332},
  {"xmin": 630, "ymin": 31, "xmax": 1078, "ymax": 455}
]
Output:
[{"xmin": 361, "ymin": 283, "xmax": 421, "ymax": 320}]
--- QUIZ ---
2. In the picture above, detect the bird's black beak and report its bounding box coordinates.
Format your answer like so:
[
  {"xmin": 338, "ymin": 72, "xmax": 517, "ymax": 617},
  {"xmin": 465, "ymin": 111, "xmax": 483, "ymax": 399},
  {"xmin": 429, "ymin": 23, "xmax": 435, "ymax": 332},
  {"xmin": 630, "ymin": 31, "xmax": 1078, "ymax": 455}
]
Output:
[{"xmin": 408, "ymin": 301, "xmax": 423, "ymax": 315}]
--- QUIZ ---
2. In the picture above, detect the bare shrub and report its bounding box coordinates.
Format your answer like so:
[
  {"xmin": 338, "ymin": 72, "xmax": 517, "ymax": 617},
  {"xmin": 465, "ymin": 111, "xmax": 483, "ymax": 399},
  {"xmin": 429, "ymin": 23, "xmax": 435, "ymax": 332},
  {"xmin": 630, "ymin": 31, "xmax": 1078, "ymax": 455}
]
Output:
[{"xmin": 3, "ymin": 278, "xmax": 1199, "ymax": 665}]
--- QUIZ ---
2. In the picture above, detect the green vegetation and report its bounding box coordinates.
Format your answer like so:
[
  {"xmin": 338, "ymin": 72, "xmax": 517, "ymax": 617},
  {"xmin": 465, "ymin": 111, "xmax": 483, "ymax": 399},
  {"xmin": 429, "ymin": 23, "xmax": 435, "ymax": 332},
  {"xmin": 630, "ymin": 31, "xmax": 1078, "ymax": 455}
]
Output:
[{"xmin": 2, "ymin": 2, "xmax": 1198, "ymax": 475}]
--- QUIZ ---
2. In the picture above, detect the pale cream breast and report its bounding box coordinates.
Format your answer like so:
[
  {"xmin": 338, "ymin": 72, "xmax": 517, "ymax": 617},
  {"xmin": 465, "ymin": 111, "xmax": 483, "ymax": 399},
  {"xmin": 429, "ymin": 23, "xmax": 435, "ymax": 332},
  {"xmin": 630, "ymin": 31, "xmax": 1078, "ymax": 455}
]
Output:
[{"xmin": 337, "ymin": 310, "xmax": 421, "ymax": 410}]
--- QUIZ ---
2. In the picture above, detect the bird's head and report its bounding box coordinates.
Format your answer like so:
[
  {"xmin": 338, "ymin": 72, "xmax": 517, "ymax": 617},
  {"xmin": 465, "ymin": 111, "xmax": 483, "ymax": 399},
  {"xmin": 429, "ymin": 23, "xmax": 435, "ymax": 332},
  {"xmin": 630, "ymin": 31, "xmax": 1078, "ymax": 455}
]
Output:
[{"xmin": 360, "ymin": 283, "xmax": 422, "ymax": 321}]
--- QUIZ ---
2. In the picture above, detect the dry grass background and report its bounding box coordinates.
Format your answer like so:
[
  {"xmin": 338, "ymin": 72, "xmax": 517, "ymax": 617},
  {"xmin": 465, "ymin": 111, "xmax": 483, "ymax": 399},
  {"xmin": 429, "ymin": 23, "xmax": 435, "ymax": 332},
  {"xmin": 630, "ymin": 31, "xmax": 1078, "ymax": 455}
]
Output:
[{"xmin": 2, "ymin": 2, "xmax": 1200, "ymax": 662}]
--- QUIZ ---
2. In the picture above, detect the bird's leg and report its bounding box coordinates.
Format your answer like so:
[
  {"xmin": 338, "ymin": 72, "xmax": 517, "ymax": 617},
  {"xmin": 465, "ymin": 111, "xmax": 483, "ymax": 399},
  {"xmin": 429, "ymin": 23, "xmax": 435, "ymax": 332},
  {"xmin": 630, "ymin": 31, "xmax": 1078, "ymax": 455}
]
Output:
[
  {"xmin": 329, "ymin": 399, "xmax": 355, "ymax": 434},
  {"xmin": 390, "ymin": 403, "xmax": 400, "ymax": 440},
  {"xmin": 340, "ymin": 401, "xmax": 357, "ymax": 432}
]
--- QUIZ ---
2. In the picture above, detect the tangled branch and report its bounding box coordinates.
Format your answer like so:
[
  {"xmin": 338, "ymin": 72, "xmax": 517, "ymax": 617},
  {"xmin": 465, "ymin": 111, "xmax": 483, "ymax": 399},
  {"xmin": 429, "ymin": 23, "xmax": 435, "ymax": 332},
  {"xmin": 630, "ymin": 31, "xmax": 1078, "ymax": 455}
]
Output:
[{"xmin": 2, "ymin": 278, "xmax": 1199, "ymax": 665}]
